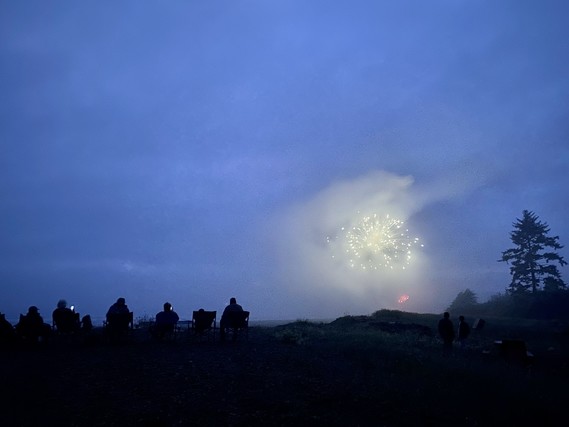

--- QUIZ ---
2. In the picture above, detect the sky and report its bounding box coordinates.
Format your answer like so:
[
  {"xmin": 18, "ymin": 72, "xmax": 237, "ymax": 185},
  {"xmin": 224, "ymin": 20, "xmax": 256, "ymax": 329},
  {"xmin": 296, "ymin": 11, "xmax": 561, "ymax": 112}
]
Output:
[{"xmin": 1, "ymin": 1, "xmax": 568, "ymax": 323}]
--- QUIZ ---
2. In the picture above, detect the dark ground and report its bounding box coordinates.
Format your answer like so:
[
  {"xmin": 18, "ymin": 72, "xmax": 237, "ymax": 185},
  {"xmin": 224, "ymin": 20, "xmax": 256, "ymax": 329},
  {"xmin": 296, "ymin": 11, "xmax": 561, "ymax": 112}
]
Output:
[{"xmin": 1, "ymin": 318, "xmax": 568, "ymax": 427}]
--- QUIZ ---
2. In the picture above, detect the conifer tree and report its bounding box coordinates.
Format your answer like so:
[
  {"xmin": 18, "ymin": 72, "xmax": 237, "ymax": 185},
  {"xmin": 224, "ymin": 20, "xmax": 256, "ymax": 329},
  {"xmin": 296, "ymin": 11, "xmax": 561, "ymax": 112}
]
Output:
[
  {"xmin": 500, "ymin": 210, "xmax": 566, "ymax": 294},
  {"xmin": 447, "ymin": 288, "xmax": 478, "ymax": 313}
]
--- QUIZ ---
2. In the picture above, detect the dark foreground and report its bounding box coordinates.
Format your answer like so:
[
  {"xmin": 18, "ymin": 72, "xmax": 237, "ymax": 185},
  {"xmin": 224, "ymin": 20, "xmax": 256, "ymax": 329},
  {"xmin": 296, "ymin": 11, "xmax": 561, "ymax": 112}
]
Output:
[{"xmin": 1, "ymin": 315, "xmax": 568, "ymax": 426}]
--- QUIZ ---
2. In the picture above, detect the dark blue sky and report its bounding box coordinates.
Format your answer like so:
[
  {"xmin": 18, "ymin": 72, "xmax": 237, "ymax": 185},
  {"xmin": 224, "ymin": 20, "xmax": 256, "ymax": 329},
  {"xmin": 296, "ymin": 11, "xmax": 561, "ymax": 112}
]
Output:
[{"xmin": 1, "ymin": 1, "xmax": 568, "ymax": 322}]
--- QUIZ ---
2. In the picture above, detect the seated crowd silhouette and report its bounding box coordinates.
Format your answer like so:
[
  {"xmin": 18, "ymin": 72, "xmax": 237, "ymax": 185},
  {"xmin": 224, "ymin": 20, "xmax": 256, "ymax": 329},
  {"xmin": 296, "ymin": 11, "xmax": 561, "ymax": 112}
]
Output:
[
  {"xmin": 219, "ymin": 297, "xmax": 250, "ymax": 342},
  {"xmin": 192, "ymin": 308, "xmax": 217, "ymax": 340},
  {"xmin": 52, "ymin": 299, "xmax": 80, "ymax": 334},
  {"xmin": 1, "ymin": 296, "xmax": 249, "ymax": 347},
  {"xmin": 104, "ymin": 297, "xmax": 134, "ymax": 342},
  {"xmin": 150, "ymin": 302, "xmax": 179, "ymax": 341},
  {"xmin": 16, "ymin": 306, "xmax": 53, "ymax": 343},
  {"xmin": 0, "ymin": 312, "xmax": 17, "ymax": 345}
]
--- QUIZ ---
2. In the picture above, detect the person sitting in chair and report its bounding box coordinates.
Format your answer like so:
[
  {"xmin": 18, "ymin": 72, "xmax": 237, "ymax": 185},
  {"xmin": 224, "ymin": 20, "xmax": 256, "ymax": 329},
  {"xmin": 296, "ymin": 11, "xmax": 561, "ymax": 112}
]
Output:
[
  {"xmin": 52, "ymin": 299, "xmax": 79, "ymax": 334},
  {"xmin": 81, "ymin": 315, "xmax": 93, "ymax": 331},
  {"xmin": 153, "ymin": 302, "xmax": 179, "ymax": 340},
  {"xmin": 219, "ymin": 297, "xmax": 244, "ymax": 342},
  {"xmin": 106, "ymin": 297, "xmax": 131, "ymax": 333},
  {"xmin": 16, "ymin": 306, "xmax": 51, "ymax": 343},
  {"xmin": 193, "ymin": 308, "xmax": 214, "ymax": 335},
  {"xmin": 0, "ymin": 313, "xmax": 16, "ymax": 346}
]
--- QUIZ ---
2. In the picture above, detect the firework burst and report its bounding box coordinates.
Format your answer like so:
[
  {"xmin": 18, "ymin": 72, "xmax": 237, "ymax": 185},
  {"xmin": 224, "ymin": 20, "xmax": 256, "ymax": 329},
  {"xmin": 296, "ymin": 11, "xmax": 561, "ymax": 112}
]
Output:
[{"xmin": 328, "ymin": 213, "xmax": 422, "ymax": 271}]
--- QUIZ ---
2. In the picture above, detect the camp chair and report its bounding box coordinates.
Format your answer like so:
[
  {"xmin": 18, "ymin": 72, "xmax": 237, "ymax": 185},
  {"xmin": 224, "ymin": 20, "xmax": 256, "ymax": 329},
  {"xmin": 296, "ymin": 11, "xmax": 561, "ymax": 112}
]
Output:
[
  {"xmin": 104, "ymin": 311, "xmax": 134, "ymax": 330},
  {"xmin": 16, "ymin": 314, "xmax": 52, "ymax": 343},
  {"xmin": 473, "ymin": 318, "xmax": 485, "ymax": 330},
  {"xmin": 220, "ymin": 311, "xmax": 249, "ymax": 341},
  {"xmin": 51, "ymin": 311, "xmax": 81, "ymax": 344},
  {"xmin": 53, "ymin": 311, "xmax": 80, "ymax": 335},
  {"xmin": 104, "ymin": 311, "xmax": 134, "ymax": 342},
  {"xmin": 191, "ymin": 310, "xmax": 217, "ymax": 341},
  {"xmin": 149, "ymin": 321, "xmax": 176, "ymax": 341}
]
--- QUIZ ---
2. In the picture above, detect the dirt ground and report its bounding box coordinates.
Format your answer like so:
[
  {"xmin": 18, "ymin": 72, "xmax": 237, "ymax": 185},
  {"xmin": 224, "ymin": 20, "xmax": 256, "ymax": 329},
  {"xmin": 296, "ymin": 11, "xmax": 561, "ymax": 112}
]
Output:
[{"xmin": 1, "ymin": 322, "xmax": 568, "ymax": 427}]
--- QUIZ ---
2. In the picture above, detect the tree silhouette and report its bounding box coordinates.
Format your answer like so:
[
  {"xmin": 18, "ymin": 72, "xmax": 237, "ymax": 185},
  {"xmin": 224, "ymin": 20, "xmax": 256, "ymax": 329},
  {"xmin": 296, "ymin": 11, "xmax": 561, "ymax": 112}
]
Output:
[
  {"xmin": 500, "ymin": 210, "xmax": 566, "ymax": 294},
  {"xmin": 447, "ymin": 288, "xmax": 478, "ymax": 314}
]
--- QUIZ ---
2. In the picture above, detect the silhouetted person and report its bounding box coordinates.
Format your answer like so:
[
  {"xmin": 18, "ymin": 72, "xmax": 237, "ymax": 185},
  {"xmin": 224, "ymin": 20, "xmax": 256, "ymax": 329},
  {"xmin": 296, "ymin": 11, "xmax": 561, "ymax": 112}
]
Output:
[
  {"xmin": 457, "ymin": 315, "xmax": 470, "ymax": 349},
  {"xmin": 0, "ymin": 312, "xmax": 16, "ymax": 346},
  {"xmin": 219, "ymin": 297, "xmax": 244, "ymax": 342},
  {"xmin": 81, "ymin": 315, "xmax": 93, "ymax": 331},
  {"xmin": 153, "ymin": 302, "xmax": 179, "ymax": 340},
  {"xmin": 438, "ymin": 311, "xmax": 455, "ymax": 356},
  {"xmin": 193, "ymin": 308, "xmax": 214, "ymax": 335},
  {"xmin": 15, "ymin": 306, "xmax": 51, "ymax": 343},
  {"xmin": 52, "ymin": 299, "xmax": 79, "ymax": 334},
  {"xmin": 105, "ymin": 298, "xmax": 131, "ymax": 340},
  {"xmin": 107, "ymin": 297, "xmax": 130, "ymax": 317}
]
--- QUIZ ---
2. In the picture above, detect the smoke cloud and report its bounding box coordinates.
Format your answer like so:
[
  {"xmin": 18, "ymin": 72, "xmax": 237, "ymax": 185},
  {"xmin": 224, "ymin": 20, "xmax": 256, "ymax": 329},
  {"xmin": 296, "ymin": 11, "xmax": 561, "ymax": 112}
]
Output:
[
  {"xmin": 269, "ymin": 171, "xmax": 419, "ymax": 317},
  {"xmin": 269, "ymin": 170, "xmax": 482, "ymax": 318}
]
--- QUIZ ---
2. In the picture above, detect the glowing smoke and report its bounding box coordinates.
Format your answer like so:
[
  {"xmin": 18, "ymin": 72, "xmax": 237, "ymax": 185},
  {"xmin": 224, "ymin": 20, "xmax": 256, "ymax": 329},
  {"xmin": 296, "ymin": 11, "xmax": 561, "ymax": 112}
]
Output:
[{"xmin": 269, "ymin": 171, "xmax": 437, "ymax": 317}]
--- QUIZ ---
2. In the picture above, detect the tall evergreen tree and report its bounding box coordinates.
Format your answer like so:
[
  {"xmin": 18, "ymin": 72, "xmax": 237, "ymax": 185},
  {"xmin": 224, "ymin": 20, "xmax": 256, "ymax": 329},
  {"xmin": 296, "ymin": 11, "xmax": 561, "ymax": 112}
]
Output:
[{"xmin": 500, "ymin": 210, "xmax": 567, "ymax": 294}]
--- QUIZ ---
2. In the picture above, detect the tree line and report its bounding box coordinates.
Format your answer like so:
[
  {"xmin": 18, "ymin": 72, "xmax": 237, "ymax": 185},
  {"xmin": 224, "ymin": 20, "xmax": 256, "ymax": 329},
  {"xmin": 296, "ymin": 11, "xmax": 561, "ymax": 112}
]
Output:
[{"xmin": 448, "ymin": 210, "xmax": 568, "ymax": 319}]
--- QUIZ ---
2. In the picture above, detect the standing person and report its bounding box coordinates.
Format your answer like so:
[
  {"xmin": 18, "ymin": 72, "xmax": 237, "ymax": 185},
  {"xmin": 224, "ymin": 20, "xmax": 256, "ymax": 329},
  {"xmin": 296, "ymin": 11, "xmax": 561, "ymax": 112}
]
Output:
[
  {"xmin": 457, "ymin": 315, "xmax": 470, "ymax": 349},
  {"xmin": 219, "ymin": 297, "xmax": 243, "ymax": 342},
  {"xmin": 153, "ymin": 302, "xmax": 179, "ymax": 340},
  {"xmin": 438, "ymin": 311, "xmax": 455, "ymax": 356}
]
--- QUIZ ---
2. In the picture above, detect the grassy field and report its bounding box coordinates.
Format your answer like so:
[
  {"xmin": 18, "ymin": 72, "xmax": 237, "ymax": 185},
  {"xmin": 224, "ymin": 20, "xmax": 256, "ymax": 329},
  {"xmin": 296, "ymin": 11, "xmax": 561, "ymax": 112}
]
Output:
[{"xmin": 1, "ymin": 310, "xmax": 568, "ymax": 426}]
